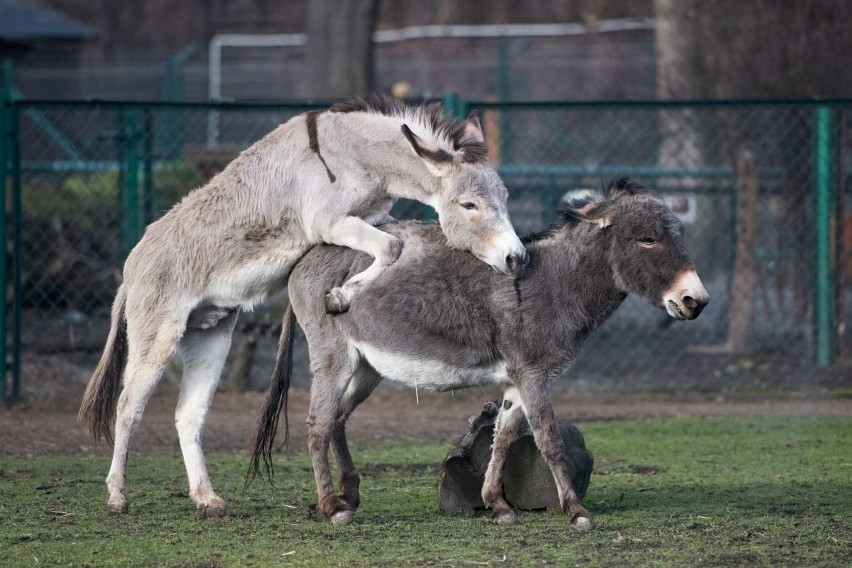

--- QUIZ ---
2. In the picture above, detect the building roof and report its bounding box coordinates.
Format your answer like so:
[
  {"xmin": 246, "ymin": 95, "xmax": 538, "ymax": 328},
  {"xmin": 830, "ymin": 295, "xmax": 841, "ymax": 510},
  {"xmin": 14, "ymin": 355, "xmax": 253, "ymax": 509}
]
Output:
[{"xmin": 0, "ymin": 0, "xmax": 93, "ymax": 42}]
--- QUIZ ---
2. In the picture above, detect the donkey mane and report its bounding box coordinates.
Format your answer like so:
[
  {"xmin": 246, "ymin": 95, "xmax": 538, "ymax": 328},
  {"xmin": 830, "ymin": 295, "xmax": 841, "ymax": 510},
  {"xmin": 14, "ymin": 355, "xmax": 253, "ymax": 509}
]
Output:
[
  {"xmin": 331, "ymin": 93, "xmax": 488, "ymax": 164},
  {"xmin": 522, "ymin": 176, "xmax": 646, "ymax": 244}
]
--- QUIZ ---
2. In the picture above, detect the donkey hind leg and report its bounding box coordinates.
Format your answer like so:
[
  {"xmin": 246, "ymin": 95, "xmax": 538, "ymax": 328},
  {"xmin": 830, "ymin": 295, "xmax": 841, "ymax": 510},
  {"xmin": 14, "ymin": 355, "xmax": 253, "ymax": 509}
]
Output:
[
  {"xmin": 331, "ymin": 363, "xmax": 384, "ymax": 512},
  {"xmin": 481, "ymin": 387, "xmax": 526, "ymax": 525},
  {"xmin": 322, "ymin": 216, "xmax": 403, "ymax": 314},
  {"xmin": 305, "ymin": 347, "xmax": 360, "ymax": 524},
  {"xmin": 106, "ymin": 312, "xmax": 185, "ymax": 514},
  {"xmin": 517, "ymin": 379, "xmax": 595, "ymax": 532},
  {"xmin": 175, "ymin": 309, "xmax": 238, "ymax": 518}
]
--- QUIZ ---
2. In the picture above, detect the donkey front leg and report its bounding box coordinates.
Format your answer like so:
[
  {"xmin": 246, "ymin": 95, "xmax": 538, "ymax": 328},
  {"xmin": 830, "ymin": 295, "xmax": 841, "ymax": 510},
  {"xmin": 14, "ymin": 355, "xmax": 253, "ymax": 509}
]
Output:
[
  {"xmin": 516, "ymin": 377, "xmax": 595, "ymax": 532},
  {"xmin": 322, "ymin": 216, "xmax": 403, "ymax": 314},
  {"xmin": 174, "ymin": 310, "xmax": 238, "ymax": 517},
  {"xmin": 482, "ymin": 387, "xmax": 526, "ymax": 525}
]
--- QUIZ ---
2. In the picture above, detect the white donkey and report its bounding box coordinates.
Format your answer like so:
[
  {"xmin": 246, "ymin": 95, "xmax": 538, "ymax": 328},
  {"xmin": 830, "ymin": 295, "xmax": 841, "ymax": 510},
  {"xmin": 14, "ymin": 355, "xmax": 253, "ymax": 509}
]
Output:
[{"xmin": 79, "ymin": 95, "xmax": 527, "ymax": 517}]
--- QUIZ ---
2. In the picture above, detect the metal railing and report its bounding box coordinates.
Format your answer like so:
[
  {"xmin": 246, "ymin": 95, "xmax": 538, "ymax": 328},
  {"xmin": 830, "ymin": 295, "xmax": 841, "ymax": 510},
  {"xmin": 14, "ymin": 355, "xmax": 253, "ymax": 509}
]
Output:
[{"xmin": 1, "ymin": 90, "xmax": 849, "ymax": 402}]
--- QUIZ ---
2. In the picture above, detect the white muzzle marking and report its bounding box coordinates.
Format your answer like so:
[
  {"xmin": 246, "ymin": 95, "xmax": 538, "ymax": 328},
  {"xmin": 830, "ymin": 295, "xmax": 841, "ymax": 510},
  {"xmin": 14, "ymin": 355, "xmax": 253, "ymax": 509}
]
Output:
[
  {"xmin": 663, "ymin": 269, "xmax": 709, "ymax": 320},
  {"xmin": 483, "ymin": 229, "xmax": 527, "ymax": 276}
]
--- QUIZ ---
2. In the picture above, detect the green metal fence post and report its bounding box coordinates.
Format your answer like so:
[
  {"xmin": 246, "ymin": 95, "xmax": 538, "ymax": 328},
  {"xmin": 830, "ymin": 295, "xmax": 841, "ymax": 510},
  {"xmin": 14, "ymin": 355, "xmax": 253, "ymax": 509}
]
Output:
[
  {"xmin": 814, "ymin": 106, "xmax": 836, "ymax": 368},
  {"xmin": 496, "ymin": 44, "xmax": 511, "ymax": 165},
  {"xmin": 142, "ymin": 109, "xmax": 154, "ymax": 225},
  {"xmin": 442, "ymin": 91, "xmax": 459, "ymax": 118},
  {"xmin": 161, "ymin": 43, "xmax": 198, "ymax": 102},
  {"xmin": 0, "ymin": 59, "xmax": 10, "ymax": 403},
  {"xmin": 161, "ymin": 44, "xmax": 197, "ymax": 160},
  {"xmin": 457, "ymin": 97, "xmax": 468, "ymax": 120},
  {"xmin": 121, "ymin": 109, "xmax": 143, "ymax": 258},
  {"xmin": 10, "ymin": 102, "xmax": 21, "ymax": 401}
]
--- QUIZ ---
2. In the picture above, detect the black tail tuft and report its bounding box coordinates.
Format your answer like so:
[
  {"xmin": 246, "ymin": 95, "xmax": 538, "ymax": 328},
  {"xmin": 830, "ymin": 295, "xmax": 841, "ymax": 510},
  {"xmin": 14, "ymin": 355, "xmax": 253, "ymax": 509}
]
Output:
[
  {"xmin": 247, "ymin": 302, "xmax": 296, "ymax": 485},
  {"xmin": 78, "ymin": 286, "xmax": 128, "ymax": 444}
]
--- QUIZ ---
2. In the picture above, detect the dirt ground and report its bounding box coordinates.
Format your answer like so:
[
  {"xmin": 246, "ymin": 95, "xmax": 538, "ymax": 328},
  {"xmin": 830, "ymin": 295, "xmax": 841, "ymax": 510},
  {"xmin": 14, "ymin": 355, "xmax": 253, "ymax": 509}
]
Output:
[{"xmin": 2, "ymin": 385, "xmax": 850, "ymax": 458}]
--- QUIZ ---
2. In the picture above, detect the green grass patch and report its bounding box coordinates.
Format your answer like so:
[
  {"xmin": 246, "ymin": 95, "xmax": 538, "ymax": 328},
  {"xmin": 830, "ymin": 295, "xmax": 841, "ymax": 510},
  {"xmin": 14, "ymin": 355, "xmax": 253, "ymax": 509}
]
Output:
[{"xmin": 1, "ymin": 417, "xmax": 850, "ymax": 567}]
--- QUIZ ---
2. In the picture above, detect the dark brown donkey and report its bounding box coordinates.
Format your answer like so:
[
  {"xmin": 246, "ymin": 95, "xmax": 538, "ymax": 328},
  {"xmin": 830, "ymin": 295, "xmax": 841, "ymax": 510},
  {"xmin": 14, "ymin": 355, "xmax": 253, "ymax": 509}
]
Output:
[{"xmin": 250, "ymin": 177, "xmax": 709, "ymax": 531}]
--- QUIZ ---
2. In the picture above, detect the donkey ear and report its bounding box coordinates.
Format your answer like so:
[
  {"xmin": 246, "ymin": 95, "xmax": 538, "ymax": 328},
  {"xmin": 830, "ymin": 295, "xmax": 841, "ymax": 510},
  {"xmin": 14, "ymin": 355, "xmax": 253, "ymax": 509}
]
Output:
[
  {"xmin": 401, "ymin": 124, "xmax": 453, "ymax": 175},
  {"xmin": 464, "ymin": 110, "xmax": 485, "ymax": 143},
  {"xmin": 575, "ymin": 200, "xmax": 612, "ymax": 228}
]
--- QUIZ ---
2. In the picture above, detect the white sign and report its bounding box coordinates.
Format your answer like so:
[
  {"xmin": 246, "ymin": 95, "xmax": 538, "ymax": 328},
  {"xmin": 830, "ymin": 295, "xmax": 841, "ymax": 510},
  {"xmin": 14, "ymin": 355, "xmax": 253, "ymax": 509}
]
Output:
[{"xmin": 663, "ymin": 194, "xmax": 697, "ymax": 224}]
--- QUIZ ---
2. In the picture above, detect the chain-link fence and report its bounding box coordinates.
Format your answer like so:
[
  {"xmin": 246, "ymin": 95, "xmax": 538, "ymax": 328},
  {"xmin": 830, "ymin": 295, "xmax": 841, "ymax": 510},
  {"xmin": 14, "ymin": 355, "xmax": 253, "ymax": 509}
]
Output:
[
  {"xmin": 464, "ymin": 100, "xmax": 851, "ymax": 393},
  {"xmin": 1, "ymin": 98, "xmax": 850, "ymax": 402}
]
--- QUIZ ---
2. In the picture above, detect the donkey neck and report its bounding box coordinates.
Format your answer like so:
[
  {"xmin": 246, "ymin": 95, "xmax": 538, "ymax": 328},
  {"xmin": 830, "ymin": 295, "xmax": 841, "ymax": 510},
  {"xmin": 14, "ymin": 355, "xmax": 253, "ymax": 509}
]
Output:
[
  {"xmin": 520, "ymin": 223, "xmax": 626, "ymax": 340},
  {"xmin": 334, "ymin": 112, "xmax": 444, "ymax": 200}
]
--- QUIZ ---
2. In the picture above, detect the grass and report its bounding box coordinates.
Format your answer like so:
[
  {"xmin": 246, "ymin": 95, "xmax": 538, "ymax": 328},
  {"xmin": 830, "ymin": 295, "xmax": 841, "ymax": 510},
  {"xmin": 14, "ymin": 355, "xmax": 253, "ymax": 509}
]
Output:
[{"xmin": 1, "ymin": 417, "xmax": 850, "ymax": 567}]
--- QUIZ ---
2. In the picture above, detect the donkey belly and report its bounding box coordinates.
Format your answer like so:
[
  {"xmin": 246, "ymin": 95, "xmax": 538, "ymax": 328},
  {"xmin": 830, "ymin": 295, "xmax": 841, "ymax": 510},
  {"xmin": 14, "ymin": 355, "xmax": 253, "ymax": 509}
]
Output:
[
  {"xmin": 353, "ymin": 341, "xmax": 508, "ymax": 391},
  {"xmin": 204, "ymin": 244, "xmax": 308, "ymax": 310}
]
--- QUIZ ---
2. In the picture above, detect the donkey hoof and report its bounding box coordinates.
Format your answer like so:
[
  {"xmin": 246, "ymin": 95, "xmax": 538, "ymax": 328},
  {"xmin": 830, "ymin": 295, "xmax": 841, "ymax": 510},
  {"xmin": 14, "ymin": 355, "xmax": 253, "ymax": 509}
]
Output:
[
  {"xmin": 200, "ymin": 498, "xmax": 228, "ymax": 518},
  {"xmin": 330, "ymin": 509, "xmax": 355, "ymax": 525},
  {"xmin": 492, "ymin": 510, "xmax": 518, "ymax": 525},
  {"xmin": 324, "ymin": 288, "xmax": 350, "ymax": 314},
  {"xmin": 384, "ymin": 237, "xmax": 403, "ymax": 265},
  {"xmin": 572, "ymin": 514, "xmax": 596, "ymax": 532},
  {"xmin": 107, "ymin": 496, "xmax": 128, "ymax": 514}
]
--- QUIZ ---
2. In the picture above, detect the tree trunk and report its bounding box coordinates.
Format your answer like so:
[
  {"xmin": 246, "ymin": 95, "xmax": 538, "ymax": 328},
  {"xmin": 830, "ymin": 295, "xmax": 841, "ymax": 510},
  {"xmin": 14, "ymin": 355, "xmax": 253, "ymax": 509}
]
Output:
[
  {"xmin": 655, "ymin": 0, "xmax": 703, "ymax": 182},
  {"xmin": 305, "ymin": 0, "xmax": 376, "ymax": 99},
  {"xmin": 727, "ymin": 145, "xmax": 759, "ymax": 351}
]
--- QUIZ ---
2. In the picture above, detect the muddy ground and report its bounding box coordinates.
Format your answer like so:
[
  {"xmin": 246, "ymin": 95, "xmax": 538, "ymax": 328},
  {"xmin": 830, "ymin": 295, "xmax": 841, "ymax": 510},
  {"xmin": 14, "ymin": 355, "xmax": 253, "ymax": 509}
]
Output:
[{"xmin": 2, "ymin": 385, "xmax": 850, "ymax": 458}]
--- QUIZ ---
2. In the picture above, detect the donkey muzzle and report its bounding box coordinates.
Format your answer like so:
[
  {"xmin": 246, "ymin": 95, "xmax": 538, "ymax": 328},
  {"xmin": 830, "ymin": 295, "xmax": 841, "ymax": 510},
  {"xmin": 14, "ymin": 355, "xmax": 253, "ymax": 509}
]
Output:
[
  {"xmin": 480, "ymin": 230, "xmax": 527, "ymax": 277},
  {"xmin": 663, "ymin": 269, "xmax": 709, "ymax": 321},
  {"xmin": 505, "ymin": 250, "xmax": 529, "ymax": 278}
]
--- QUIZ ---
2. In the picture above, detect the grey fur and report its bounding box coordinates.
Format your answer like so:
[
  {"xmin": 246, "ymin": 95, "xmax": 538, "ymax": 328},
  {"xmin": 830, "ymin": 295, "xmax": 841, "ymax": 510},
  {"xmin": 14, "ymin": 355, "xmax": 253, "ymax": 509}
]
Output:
[
  {"xmin": 78, "ymin": 96, "xmax": 527, "ymax": 517},
  {"xmin": 255, "ymin": 178, "xmax": 709, "ymax": 528}
]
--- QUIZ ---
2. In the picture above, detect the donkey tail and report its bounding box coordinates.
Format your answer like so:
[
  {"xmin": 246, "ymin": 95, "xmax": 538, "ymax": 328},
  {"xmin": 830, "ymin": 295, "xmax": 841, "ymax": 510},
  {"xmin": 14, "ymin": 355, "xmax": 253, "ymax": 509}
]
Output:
[
  {"xmin": 247, "ymin": 301, "xmax": 296, "ymax": 484},
  {"xmin": 78, "ymin": 284, "xmax": 128, "ymax": 444}
]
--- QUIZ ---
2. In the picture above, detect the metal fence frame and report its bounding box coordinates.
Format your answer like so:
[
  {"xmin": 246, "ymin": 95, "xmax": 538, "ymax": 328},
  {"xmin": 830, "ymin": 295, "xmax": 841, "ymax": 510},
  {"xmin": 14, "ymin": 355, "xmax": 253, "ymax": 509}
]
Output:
[{"xmin": 1, "ymin": 91, "xmax": 849, "ymax": 403}]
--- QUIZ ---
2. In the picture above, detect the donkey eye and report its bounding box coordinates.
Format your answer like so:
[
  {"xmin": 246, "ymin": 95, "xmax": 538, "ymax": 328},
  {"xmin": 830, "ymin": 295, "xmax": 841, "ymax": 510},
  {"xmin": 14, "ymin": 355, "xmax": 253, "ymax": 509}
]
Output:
[
  {"xmin": 461, "ymin": 201, "xmax": 478, "ymax": 211},
  {"xmin": 639, "ymin": 237, "xmax": 656, "ymax": 246}
]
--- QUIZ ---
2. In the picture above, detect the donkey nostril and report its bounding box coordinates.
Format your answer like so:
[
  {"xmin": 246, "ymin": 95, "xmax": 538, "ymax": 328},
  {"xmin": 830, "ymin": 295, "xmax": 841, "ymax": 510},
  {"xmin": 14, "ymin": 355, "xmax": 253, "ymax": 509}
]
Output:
[
  {"xmin": 506, "ymin": 253, "xmax": 527, "ymax": 276},
  {"xmin": 506, "ymin": 254, "xmax": 517, "ymax": 272},
  {"xmin": 683, "ymin": 295, "xmax": 698, "ymax": 310}
]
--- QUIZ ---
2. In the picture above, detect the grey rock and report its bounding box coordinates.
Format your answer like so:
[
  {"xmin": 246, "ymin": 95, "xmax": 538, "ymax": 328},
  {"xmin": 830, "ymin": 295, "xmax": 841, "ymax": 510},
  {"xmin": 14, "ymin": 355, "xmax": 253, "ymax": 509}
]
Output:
[{"xmin": 440, "ymin": 401, "xmax": 594, "ymax": 513}]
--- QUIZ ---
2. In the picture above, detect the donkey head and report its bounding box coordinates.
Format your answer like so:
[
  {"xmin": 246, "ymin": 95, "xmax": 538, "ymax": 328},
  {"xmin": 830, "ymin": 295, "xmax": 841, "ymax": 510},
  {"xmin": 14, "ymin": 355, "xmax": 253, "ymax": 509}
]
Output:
[
  {"xmin": 401, "ymin": 112, "xmax": 527, "ymax": 278},
  {"xmin": 568, "ymin": 178, "xmax": 709, "ymax": 320}
]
